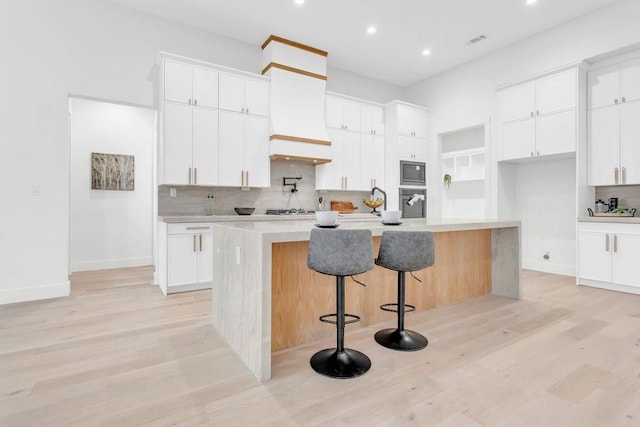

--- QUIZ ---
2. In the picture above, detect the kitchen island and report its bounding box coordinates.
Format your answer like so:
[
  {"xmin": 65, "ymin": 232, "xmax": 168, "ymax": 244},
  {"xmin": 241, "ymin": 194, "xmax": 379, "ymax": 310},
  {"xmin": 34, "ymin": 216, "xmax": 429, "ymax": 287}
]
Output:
[{"xmin": 210, "ymin": 218, "xmax": 521, "ymax": 380}]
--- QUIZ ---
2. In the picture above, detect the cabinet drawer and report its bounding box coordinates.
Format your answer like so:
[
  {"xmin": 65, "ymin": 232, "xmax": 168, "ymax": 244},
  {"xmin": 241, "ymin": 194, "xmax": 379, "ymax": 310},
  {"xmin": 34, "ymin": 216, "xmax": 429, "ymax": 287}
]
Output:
[{"xmin": 168, "ymin": 223, "xmax": 214, "ymax": 235}]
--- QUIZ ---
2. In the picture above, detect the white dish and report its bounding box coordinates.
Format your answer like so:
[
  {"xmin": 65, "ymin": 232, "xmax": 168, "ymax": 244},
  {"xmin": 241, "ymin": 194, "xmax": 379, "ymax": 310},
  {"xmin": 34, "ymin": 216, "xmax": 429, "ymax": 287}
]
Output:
[
  {"xmin": 382, "ymin": 221, "xmax": 402, "ymax": 226},
  {"xmin": 314, "ymin": 223, "xmax": 340, "ymax": 228}
]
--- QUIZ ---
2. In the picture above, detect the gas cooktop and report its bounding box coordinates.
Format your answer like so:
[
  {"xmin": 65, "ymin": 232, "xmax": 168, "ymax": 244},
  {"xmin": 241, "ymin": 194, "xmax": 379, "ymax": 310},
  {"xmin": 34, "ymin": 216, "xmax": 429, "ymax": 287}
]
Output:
[{"xmin": 265, "ymin": 208, "xmax": 315, "ymax": 215}]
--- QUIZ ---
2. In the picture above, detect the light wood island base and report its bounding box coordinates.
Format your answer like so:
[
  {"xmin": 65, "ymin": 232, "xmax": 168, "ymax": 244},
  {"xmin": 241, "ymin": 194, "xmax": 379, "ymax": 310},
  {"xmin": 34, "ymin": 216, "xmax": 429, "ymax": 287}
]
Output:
[{"xmin": 272, "ymin": 230, "xmax": 492, "ymax": 351}]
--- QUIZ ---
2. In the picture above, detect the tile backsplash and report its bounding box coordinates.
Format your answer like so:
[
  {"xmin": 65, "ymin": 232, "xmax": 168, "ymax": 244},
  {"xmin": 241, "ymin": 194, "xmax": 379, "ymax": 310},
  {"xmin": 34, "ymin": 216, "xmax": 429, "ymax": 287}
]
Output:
[
  {"xmin": 158, "ymin": 160, "xmax": 373, "ymax": 216},
  {"xmin": 595, "ymin": 185, "xmax": 640, "ymax": 210}
]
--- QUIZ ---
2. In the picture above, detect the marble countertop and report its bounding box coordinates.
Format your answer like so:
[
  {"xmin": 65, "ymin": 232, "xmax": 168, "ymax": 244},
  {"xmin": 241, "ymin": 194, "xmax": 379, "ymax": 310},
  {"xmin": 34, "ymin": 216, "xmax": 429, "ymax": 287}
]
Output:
[
  {"xmin": 209, "ymin": 217, "xmax": 521, "ymax": 243},
  {"xmin": 578, "ymin": 216, "xmax": 640, "ymax": 224},
  {"xmin": 159, "ymin": 213, "xmax": 380, "ymax": 223}
]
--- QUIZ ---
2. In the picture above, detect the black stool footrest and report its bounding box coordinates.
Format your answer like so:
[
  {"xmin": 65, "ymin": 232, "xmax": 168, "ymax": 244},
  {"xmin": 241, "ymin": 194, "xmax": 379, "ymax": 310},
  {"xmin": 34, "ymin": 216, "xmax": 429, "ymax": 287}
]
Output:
[
  {"xmin": 380, "ymin": 303, "xmax": 416, "ymax": 313},
  {"xmin": 319, "ymin": 313, "xmax": 361, "ymax": 325}
]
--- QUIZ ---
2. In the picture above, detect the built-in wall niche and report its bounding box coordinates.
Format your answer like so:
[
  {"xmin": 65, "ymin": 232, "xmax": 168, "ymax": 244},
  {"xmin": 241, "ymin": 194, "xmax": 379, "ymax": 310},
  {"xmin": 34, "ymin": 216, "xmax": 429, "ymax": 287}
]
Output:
[{"xmin": 439, "ymin": 124, "xmax": 487, "ymax": 219}]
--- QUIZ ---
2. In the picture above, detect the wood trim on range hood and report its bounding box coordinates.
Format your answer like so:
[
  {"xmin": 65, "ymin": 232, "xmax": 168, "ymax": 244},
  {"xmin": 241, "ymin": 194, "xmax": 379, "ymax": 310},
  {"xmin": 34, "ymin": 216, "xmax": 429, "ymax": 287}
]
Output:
[
  {"xmin": 261, "ymin": 35, "xmax": 328, "ymax": 57},
  {"xmin": 269, "ymin": 134, "xmax": 331, "ymax": 146},
  {"xmin": 261, "ymin": 62, "xmax": 326, "ymax": 81},
  {"xmin": 270, "ymin": 154, "xmax": 331, "ymax": 164}
]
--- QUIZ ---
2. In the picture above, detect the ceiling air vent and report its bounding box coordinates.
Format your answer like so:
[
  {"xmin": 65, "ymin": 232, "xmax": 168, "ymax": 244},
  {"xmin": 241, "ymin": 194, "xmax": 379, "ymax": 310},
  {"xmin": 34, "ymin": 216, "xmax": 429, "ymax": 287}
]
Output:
[{"xmin": 466, "ymin": 34, "xmax": 487, "ymax": 45}]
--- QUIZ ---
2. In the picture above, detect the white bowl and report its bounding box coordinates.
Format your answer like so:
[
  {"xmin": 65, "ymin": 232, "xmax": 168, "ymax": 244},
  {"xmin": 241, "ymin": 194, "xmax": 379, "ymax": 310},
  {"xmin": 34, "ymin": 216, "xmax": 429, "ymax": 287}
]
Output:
[
  {"xmin": 381, "ymin": 210, "xmax": 401, "ymax": 223},
  {"xmin": 315, "ymin": 210, "xmax": 339, "ymax": 226}
]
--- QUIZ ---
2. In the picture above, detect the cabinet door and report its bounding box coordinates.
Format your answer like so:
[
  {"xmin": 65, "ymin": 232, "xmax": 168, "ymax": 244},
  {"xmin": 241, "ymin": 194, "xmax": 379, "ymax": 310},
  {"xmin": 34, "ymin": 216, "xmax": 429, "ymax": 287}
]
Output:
[
  {"xmin": 621, "ymin": 101, "xmax": 640, "ymax": 185},
  {"xmin": 164, "ymin": 102, "xmax": 193, "ymax": 185},
  {"xmin": 397, "ymin": 104, "xmax": 415, "ymax": 136},
  {"xmin": 536, "ymin": 69, "xmax": 576, "ymax": 115},
  {"xmin": 500, "ymin": 82, "xmax": 535, "ymax": 122},
  {"xmin": 588, "ymin": 64, "xmax": 620, "ymax": 109},
  {"xmin": 360, "ymin": 134, "xmax": 385, "ymax": 189},
  {"xmin": 168, "ymin": 234, "xmax": 198, "ymax": 286},
  {"xmin": 245, "ymin": 78, "xmax": 269, "ymax": 117},
  {"xmin": 612, "ymin": 233, "xmax": 640, "ymax": 287},
  {"xmin": 192, "ymin": 67, "xmax": 218, "ymax": 109},
  {"xmin": 244, "ymin": 115, "xmax": 270, "ymax": 187},
  {"xmin": 164, "ymin": 61, "xmax": 193, "ymax": 104},
  {"xmin": 192, "ymin": 107, "xmax": 219, "ymax": 186},
  {"xmin": 325, "ymin": 95, "xmax": 344, "ymax": 129},
  {"xmin": 501, "ymin": 118, "xmax": 535, "ymax": 160},
  {"xmin": 536, "ymin": 109, "xmax": 576, "ymax": 156},
  {"xmin": 588, "ymin": 106, "xmax": 620, "ymax": 186},
  {"xmin": 219, "ymin": 73, "xmax": 245, "ymax": 113},
  {"xmin": 315, "ymin": 128, "xmax": 345, "ymax": 190},
  {"xmin": 342, "ymin": 131, "xmax": 361, "ymax": 190},
  {"xmin": 364, "ymin": 104, "xmax": 385, "ymax": 135},
  {"xmin": 621, "ymin": 57, "xmax": 640, "ymax": 103},
  {"xmin": 197, "ymin": 233, "xmax": 214, "ymax": 284},
  {"xmin": 397, "ymin": 135, "xmax": 415, "ymax": 159},
  {"xmin": 218, "ymin": 111, "xmax": 245, "ymax": 186},
  {"xmin": 578, "ymin": 231, "xmax": 611, "ymax": 283},
  {"xmin": 342, "ymin": 99, "xmax": 361, "ymax": 132}
]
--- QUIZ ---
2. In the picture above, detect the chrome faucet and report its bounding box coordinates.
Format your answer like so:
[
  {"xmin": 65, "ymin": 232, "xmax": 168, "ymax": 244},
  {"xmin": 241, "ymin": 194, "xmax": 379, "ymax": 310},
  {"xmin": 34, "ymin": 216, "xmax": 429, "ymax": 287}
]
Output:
[{"xmin": 370, "ymin": 186, "xmax": 387, "ymax": 214}]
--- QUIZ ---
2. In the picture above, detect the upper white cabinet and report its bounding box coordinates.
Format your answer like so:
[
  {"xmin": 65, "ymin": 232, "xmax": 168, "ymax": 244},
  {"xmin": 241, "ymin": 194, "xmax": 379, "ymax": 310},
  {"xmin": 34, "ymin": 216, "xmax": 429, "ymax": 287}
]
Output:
[
  {"xmin": 360, "ymin": 104, "xmax": 385, "ymax": 136},
  {"xmin": 397, "ymin": 103, "xmax": 428, "ymax": 139},
  {"xmin": 219, "ymin": 72, "xmax": 269, "ymax": 117},
  {"xmin": 325, "ymin": 94, "xmax": 361, "ymax": 131},
  {"xmin": 587, "ymin": 56, "xmax": 640, "ymax": 186},
  {"xmin": 588, "ymin": 58, "xmax": 640, "ymax": 109},
  {"xmin": 317, "ymin": 94, "xmax": 386, "ymax": 191},
  {"xmin": 499, "ymin": 67, "xmax": 578, "ymax": 161},
  {"xmin": 165, "ymin": 60, "xmax": 218, "ymax": 108}
]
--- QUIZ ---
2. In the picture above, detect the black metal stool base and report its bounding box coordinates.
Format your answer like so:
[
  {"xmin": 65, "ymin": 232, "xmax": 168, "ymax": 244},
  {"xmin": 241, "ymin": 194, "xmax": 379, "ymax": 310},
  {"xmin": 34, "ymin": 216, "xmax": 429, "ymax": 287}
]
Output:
[
  {"xmin": 374, "ymin": 328, "xmax": 428, "ymax": 351},
  {"xmin": 310, "ymin": 348, "xmax": 371, "ymax": 378}
]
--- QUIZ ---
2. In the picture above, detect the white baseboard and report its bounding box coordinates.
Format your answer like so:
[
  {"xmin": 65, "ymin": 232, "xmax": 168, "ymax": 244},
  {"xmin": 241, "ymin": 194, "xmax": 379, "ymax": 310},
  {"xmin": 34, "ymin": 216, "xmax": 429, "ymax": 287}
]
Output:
[
  {"xmin": 71, "ymin": 256, "xmax": 153, "ymax": 273},
  {"xmin": 523, "ymin": 260, "xmax": 576, "ymax": 277},
  {"xmin": 1, "ymin": 280, "xmax": 70, "ymax": 305}
]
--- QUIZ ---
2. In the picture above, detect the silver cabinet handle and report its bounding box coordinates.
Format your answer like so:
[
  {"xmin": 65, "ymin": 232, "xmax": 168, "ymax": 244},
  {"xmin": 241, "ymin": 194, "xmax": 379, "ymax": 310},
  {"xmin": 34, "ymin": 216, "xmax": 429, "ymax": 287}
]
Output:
[
  {"xmin": 246, "ymin": 170, "xmax": 249, "ymax": 186},
  {"xmin": 345, "ymin": 176, "xmax": 348, "ymax": 189},
  {"xmin": 246, "ymin": 108, "xmax": 249, "ymax": 114},
  {"xmin": 606, "ymin": 234, "xmax": 610, "ymax": 252},
  {"xmin": 188, "ymin": 167, "xmax": 192, "ymax": 184},
  {"xmin": 614, "ymin": 167, "xmax": 619, "ymax": 184},
  {"xmin": 537, "ymin": 151, "xmax": 540, "ymax": 156},
  {"xmin": 199, "ymin": 234, "xmax": 203, "ymax": 252},
  {"xmin": 622, "ymin": 167, "xmax": 626, "ymax": 184},
  {"xmin": 188, "ymin": 98, "xmax": 192, "ymax": 104},
  {"xmin": 536, "ymin": 110, "xmax": 539, "ymax": 116},
  {"xmin": 194, "ymin": 99, "xmax": 198, "ymax": 106},
  {"xmin": 531, "ymin": 111, "xmax": 534, "ymax": 117},
  {"xmin": 622, "ymin": 97, "xmax": 626, "ymax": 103},
  {"xmin": 613, "ymin": 234, "xmax": 618, "ymax": 253},
  {"xmin": 186, "ymin": 226, "xmax": 211, "ymax": 230},
  {"xmin": 615, "ymin": 98, "xmax": 619, "ymax": 104},
  {"xmin": 531, "ymin": 152, "xmax": 534, "ymax": 157},
  {"xmin": 193, "ymin": 234, "xmax": 196, "ymax": 252},
  {"xmin": 194, "ymin": 167, "xmax": 197, "ymax": 184}
]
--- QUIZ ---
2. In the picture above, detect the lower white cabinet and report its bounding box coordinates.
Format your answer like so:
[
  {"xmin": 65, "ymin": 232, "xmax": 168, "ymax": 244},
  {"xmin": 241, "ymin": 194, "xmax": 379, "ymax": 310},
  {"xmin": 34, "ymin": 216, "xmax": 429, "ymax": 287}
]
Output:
[
  {"xmin": 578, "ymin": 222, "xmax": 640, "ymax": 294},
  {"xmin": 158, "ymin": 222, "xmax": 214, "ymax": 294}
]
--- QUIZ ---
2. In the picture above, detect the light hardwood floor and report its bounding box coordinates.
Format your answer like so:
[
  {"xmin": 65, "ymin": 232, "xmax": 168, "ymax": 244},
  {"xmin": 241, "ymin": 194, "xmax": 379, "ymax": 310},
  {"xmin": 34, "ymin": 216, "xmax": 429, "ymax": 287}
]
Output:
[{"xmin": 2, "ymin": 267, "xmax": 640, "ymax": 426}]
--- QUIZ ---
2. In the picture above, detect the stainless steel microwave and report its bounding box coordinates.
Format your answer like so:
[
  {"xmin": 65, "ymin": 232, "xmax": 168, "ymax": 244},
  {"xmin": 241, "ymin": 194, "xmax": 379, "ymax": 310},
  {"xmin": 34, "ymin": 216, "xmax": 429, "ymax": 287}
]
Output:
[{"xmin": 400, "ymin": 160, "xmax": 426, "ymax": 186}]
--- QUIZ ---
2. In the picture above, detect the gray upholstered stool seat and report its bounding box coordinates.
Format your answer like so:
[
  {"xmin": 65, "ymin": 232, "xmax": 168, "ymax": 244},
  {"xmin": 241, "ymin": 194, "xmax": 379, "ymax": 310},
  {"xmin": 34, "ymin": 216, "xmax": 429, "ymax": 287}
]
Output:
[
  {"xmin": 375, "ymin": 230, "xmax": 435, "ymax": 351},
  {"xmin": 307, "ymin": 228, "xmax": 374, "ymax": 378}
]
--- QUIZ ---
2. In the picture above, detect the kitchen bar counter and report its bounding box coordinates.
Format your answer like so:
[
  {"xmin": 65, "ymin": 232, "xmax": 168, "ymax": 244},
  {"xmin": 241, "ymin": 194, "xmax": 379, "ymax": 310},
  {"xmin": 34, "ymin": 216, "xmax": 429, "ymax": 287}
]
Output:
[
  {"xmin": 159, "ymin": 213, "xmax": 380, "ymax": 223},
  {"xmin": 578, "ymin": 216, "xmax": 640, "ymax": 224},
  {"xmin": 210, "ymin": 218, "xmax": 521, "ymax": 380}
]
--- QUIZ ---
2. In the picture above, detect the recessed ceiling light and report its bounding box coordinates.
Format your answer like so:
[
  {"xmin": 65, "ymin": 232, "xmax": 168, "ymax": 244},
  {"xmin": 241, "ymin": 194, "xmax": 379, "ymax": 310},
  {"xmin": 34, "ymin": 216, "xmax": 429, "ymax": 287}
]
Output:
[
  {"xmin": 294, "ymin": 0, "xmax": 304, "ymax": 5},
  {"xmin": 422, "ymin": 49, "xmax": 431, "ymax": 56},
  {"xmin": 526, "ymin": 0, "xmax": 538, "ymax": 5},
  {"xmin": 367, "ymin": 26, "xmax": 376, "ymax": 35}
]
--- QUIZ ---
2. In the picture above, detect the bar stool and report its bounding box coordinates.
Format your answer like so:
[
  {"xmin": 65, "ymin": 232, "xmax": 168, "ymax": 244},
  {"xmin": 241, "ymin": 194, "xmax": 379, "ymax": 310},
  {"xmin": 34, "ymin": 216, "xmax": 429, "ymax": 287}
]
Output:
[
  {"xmin": 307, "ymin": 228, "xmax": 374, "ymax": 378},
  {"xmin": 375, "ymin": 230, "xmax": 435, "ymax": 351}
]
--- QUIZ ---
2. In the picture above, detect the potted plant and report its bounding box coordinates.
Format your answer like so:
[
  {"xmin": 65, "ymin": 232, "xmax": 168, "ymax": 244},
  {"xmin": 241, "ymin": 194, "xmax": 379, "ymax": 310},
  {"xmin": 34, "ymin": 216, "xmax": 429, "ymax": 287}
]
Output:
[{"xmin": 443, "ymin": 174, "xmax": 452, "ymax": 188}]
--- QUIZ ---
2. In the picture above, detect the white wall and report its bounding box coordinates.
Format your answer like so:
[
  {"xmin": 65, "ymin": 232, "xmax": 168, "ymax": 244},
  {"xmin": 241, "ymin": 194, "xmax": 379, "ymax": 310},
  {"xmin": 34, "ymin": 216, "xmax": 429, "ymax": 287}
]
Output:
[
  {"xmin": 70, "ymin": 98, "xmax": 155, "ymax": 272},
  {"xmin": 403, "ymin": 0, "xmax": 640, "ymax": 275},
  {"xmin": 0, "ymin": 0, "xmax": 401, "ymax": 304}
]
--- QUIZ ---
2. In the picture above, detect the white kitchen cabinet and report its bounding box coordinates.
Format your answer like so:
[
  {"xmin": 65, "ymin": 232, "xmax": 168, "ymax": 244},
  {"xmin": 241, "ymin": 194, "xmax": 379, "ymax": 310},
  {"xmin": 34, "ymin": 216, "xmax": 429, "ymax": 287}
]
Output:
[
  {"xmin": 499, "ymin": 68, "xmax": 577, "ymax": 161},
  {"xmin": 219, "ymin": 72, "xmax": 269, "ymax": 117},
  {"xmin": 164, "ymin": 60, "xmax": 218, "ymax": 108},
  {"xmin": 315, "ymin": 127, "xmax": 361, "ymax": 190},
  {"xmin": 397, "ymin": 103, "xmax": 428, "ymax": 139},
  {"xmin": 588, "ymin": 57, "xmax": 640, "ymax": 109},
  {"xmin": 163, "ymin": 102, "xmax": 219, "ymax": 185},
  {"xmin": 578, "ymin": 222, "xmax": 640, "ymax": 294},
  {"xmin": 587, "ymin": 96, "xmax": 640, "ymax": 186},
  {"xmin": 218, "ymin": 110, "xmax": 270, "ymax": 188},
  {"xmin": 397, "ymin": 135, "xmax": 428, "ymax": 160},
  {"xmin": 158, "ymin": 222, "xmax": 214, "ymax": 295},
  {"xmin": 360, "ymin": 133, "xmax": 385, "ymax": 190},
  {"xmin": 360, "ymin": 104, "xmax": 385, "ymax": 136},
  {"xmin": 326, "ymin": 94, "xmax": 360, "ymax": 131}
]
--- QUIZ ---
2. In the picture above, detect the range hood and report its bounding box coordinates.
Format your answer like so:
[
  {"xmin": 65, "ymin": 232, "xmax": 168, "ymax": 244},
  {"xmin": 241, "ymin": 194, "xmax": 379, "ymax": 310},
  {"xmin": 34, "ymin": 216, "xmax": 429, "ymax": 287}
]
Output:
[{"xmin": 262, "ymin": 35, "xmax": 332, "ymax": 164}]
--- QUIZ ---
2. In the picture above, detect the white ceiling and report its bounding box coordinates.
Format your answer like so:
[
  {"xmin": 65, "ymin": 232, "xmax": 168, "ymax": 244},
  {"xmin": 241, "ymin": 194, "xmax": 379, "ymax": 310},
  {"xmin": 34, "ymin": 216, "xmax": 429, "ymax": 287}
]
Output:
[{"xmin": 108, "ymin": 0, "xmax": 619, "ymax": 87}]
